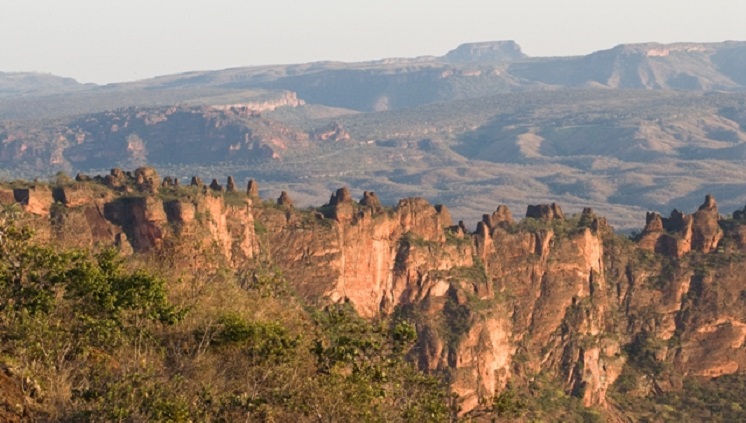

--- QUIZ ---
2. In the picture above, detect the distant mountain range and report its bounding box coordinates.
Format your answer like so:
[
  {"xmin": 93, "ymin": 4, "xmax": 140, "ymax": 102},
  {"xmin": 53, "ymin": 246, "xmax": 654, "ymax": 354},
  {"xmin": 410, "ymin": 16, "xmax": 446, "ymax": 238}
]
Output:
[
  {"xmin": 1, "ymin": 40, "xmax": 746, "ymax": 230},
  {"xmin": 3, "ymin": 40, "xmax": 746, "ymax": 114}
]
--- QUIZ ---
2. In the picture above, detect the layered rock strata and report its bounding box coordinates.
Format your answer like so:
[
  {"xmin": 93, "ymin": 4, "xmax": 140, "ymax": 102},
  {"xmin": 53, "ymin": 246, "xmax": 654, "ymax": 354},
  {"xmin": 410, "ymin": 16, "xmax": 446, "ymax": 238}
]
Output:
[{"xmin": 3, "ymin": 173, "xmax": 746, "ymax": 415}]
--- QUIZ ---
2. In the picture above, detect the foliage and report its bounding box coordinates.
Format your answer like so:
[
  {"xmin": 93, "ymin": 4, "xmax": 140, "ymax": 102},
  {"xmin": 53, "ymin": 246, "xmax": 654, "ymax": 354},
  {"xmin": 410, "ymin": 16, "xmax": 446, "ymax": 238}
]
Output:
[
  {"xmin": 0, "ymin": 208, "xmax": 455, "ymax": 421},
  {"xmin": 310, "ymin": 302, "xmax": 454, "ymax": 421},
  {"xmin": 489, "ymin": 383, "xmax": 528, "ymax": 418},
  {"xmin": 207, "ymin": 312, "xmax": 299, "ymax": 364},
  {"xmin": 63, "ymin": 249, "xmax": 185, "ymax": 347},
  {"xmin": 611, "ymin": 374, "xmax": 746, "ymax": 422}
]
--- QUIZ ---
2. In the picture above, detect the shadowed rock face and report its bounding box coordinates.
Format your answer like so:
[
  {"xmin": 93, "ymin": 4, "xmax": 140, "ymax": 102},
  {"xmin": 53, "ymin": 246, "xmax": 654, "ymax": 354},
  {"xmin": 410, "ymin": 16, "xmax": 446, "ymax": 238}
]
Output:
[
  {"xmin": 12, "ymin": 175, "xmax": 746, "ymax": 415},
  {"xmin": 277, "ymin": 191, "xmax": 293, "ymax": 207},
  {"xmin": 209, "ymin": 179, "xmax": 223, "ymax": 192},
  {"xmin": 190, "ymin": 176, "xmax": 204, "ymax": 187},
  {"xmin": 246, "ymin": 179, "xmax": 259, "ymax": 199},
  {"xmin": 734, "ymin": 205, "xmax": 746, "ymax": 221},
  {"xmin": 526, "ymin": 203, "xmax": 564, "ymax": 220}
]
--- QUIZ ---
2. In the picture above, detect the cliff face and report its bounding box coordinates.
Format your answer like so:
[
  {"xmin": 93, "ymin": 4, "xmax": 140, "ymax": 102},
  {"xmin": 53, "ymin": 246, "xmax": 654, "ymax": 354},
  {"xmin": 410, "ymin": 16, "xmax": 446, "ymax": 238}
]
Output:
[
  {"xmin": 4, "ymin": 171, "xmax": 746, "ymax": 415},
  {"xmin": 0, "ymin": 104, "xmax": 312, "ymax": 172}
]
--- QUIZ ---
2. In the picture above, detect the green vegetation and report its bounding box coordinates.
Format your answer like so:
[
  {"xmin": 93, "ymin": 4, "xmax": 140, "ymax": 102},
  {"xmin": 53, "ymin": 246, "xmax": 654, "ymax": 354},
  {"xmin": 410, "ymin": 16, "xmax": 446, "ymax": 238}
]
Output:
[
  {"xmin": 611, "ymin": 374, "xmax": 746, "ymax": 422},
  {"xmin": 0, "ymin": 207, "xmax": 455, "ymax": 421},
  {"xmin": 466, "ymin": 374, "xmax": 606, "ymax": 422}
]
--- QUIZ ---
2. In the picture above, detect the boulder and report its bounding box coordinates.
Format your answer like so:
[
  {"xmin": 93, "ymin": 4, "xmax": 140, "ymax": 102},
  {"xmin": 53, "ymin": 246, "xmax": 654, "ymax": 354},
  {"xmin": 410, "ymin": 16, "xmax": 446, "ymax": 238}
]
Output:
[
  {"xmin": 134, "ymin": 167, "xmax": 160, "ymax": 193},
  {"xmin": 105, "ymin": 168, "xmax": 127, "ymax": 188}
]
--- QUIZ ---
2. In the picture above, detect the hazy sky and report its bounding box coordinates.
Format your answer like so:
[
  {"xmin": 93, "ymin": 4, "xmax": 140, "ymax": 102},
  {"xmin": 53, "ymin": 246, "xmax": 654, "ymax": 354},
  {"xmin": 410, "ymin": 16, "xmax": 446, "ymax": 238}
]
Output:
[{"xmin": 1, "ymin": 0, "xmax": 745, "ymax": 84}]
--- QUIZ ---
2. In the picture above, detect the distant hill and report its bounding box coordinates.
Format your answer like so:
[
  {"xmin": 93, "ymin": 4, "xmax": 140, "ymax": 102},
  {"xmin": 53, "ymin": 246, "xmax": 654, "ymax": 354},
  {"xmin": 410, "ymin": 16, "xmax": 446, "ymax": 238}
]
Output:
[
  {"xmin": 3, "ymin": 89, "xmax": 746, "ymax": 230},
  {"xmin": 3, "ymin": 40, "xmax": 745, "ymax": 115},
  {"xmin": 508, "ymin": 41, "xmax": 746, "ymax": 90},
  {"xmin": 443, "ymin": 40, "xmax": 527, "ymax": 64},
  {"xmin": 0, "ymin": 71, "xmax": 87, "ymax": 98},
  {"xmin": 2, "ymin": 41, "xmax": 746, "ymax": 229}
]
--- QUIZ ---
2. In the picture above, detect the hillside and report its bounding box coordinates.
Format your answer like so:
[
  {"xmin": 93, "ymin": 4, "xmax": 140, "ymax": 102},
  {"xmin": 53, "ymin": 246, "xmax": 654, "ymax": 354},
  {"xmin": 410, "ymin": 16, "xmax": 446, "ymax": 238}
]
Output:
[
  {"xmin": 3, "ymin": 40, "xmax": 746, "ymax": 119},
  {"xmin": 3, "ymin": 90, "xmax": 746, "ymax": 231},
  {"xmin": 3, "ymin": 172, "xmax": 746, "ymax": 420},
  {"xmin": 0, "ymin": 41, "xmax": 745, "ymax": 234},
  {"xmin": 0, "ymin": 71, "xmax": 87, "ymax": 99}
]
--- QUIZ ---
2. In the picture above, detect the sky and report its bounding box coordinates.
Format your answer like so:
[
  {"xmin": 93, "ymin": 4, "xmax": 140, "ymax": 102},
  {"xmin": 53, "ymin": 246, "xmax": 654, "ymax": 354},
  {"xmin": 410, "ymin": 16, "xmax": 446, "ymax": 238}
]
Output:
[{"xmin": 1, "ymin": 0, "xmax": 745, "ymax": 84}]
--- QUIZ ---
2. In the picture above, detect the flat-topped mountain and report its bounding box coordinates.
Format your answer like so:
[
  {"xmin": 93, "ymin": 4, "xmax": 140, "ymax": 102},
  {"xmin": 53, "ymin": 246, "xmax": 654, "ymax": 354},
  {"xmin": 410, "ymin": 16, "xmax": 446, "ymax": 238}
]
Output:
[
  {"xmin": 509, "ymin": 41, "xmax": 746, "ymax": 91},
  {"xmin": 3, "ymin": 40, "xmax": 745, "ymax": 115},
  {"xmin": 443, "ymin": 40, "xmax": 527, "ymax": 64}
]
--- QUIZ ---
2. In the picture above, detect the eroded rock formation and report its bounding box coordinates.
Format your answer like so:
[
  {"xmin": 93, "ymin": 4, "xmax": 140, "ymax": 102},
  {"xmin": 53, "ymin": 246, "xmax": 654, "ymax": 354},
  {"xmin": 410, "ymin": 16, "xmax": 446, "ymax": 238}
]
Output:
[
  {"xmin": 639, "ymin": 195, "xmax": 724, "ymax": 257},
  {"xmin": 526, "ymin": 202, "xmax": 564, "ymax": 220},
  {"xmin": 6, "ymin": 176, "xmax": 746, "ymax": 416}
]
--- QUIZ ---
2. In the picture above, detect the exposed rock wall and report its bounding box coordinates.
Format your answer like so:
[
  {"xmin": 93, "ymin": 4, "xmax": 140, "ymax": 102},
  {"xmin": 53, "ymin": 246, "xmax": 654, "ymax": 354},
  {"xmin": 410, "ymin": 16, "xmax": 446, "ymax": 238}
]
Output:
[{"xmin": 7, "ymin": 177, "xmax": 746, "ymax": 415}]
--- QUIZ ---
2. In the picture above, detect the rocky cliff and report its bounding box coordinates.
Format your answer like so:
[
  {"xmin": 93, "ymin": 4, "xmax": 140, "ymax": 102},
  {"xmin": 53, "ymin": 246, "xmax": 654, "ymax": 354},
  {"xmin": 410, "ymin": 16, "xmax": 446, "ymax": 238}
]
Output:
[
  {"xmin": 0, "ymin": 104, "xmax": 313, "ymax": 173},
  {"xmin": 4, "ymin": 169, "xmax": 746, "ymax": 416}
]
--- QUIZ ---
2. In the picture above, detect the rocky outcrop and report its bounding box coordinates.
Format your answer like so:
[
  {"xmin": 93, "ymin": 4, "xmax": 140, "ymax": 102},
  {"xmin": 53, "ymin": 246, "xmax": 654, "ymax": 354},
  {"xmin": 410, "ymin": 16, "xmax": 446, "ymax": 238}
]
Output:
[
  {"xmin": 326, "ymin": 187, "xmax": 354, "ymax": 222},
  {"xmin": 12, "ymin": 185, "xmax": 52, "ymax": 216},
  {"xmin": 134, "ymin": 166, "xmax": 159, "ymax": 193},
  {"xmin": 526, "ymin": 203, "xmax": 564, "ymax": 220},
  {"xmin": 226, "ymin": 176, "xmax": 237, "ymax": 193},
  {"xmin": 691, "ymin": 194, "xmax": 723, "ymax": 253},
  {"xmin": 639, "ymin": 195, "xmax": 723, "ymax": 257},
  {"xmin": 209, "ymin": 179, "xmax": 223, "ymax": 192},
  {"xmin": 482, "ymin": 205, "xmax": 514, "ymax": 231},
  {"xmin": 11, "ymin": 174, "xmax": 746, "ymax": 416},
  {"xmin": 190, "ymin": 176, "xmax": 204, "ymax": 188},
  {"xmin": 311, "ymin": 122, "xmax": 351, "ymax": 142},
  {"xmin": 359, "ymin": 191, "xmax": 382, "ymax": 211},
  {"xmin": 247, "ymin": 179, "xmax": 260, "ymax": 199},
  {"xmin": 443, "ymin": 40, "xmax": 526, "ymax": 64},
  {"xmin": 277, "ymin": 191, "xmax": 293, "ymax": 207},
  {"xmin": 735, "ymin": 204, "xmax": 746, "ymax": 221},
  {"xmin": 208, "ymin": 91, "xmax": 304, "ymax": 113}
]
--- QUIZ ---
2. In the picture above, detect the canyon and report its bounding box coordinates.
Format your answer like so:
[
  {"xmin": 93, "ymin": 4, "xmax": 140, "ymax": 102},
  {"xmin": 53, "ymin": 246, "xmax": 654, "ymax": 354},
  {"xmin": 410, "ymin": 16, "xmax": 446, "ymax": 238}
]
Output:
[{"xmin": 4, "ymin": 167, "xmax": 746, "ymax": 417}]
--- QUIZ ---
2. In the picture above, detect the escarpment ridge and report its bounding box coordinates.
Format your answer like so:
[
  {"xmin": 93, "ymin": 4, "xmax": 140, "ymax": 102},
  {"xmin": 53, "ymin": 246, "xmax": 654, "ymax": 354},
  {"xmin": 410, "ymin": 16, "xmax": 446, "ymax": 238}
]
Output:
[{"xmin": 4, "ymin": 167, "xmax": 746, "ymax": 415}]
